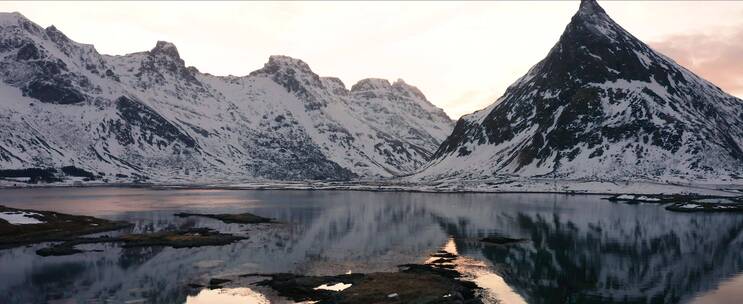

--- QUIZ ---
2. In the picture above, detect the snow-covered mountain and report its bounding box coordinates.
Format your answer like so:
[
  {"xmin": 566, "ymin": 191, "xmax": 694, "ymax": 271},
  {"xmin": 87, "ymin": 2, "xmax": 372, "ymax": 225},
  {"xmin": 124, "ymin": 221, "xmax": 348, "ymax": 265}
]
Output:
[
  {"xmin": 0, "ymin": 12, "xmax": 453, "ymax": 183},
  {"xmin": 419, "ymin": 0, "xmax": 743, "ymax": 184}
]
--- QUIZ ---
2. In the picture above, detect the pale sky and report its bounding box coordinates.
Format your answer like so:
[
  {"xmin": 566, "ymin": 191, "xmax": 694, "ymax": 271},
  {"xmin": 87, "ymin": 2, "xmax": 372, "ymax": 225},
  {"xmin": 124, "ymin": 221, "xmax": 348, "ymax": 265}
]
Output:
[{"xmin": 2, "ymin": 1, "xmax": 742, "ymax": 119}]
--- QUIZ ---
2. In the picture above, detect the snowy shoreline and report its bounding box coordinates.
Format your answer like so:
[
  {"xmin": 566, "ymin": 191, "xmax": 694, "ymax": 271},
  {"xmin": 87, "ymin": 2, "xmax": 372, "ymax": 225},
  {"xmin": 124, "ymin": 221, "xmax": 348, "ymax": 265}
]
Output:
[{"xmin": 1, "ymin": 178, "xmax": 741, "ymax": 197}]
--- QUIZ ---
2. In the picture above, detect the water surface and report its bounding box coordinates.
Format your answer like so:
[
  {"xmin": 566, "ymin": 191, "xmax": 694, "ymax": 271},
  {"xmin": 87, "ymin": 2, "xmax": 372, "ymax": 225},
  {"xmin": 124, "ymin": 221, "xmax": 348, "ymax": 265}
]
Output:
[{"xmin": 0, "ymin": 187, "xmax": 741, "ymax": 303}]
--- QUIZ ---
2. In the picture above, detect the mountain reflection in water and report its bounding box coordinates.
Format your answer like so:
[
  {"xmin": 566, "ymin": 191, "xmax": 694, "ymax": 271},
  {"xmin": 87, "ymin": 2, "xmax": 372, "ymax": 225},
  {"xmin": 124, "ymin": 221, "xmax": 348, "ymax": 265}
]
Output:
[{"xmin": 0, "ymin": 188, "xmax": 741, "ymax": 304}]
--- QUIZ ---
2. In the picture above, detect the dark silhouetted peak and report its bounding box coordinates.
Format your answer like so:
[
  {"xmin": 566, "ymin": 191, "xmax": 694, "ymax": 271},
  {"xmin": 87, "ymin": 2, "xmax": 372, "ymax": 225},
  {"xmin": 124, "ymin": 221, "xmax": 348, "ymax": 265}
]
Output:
[
  {"xmin": 250, "ymin": 55, "xmax": 324, "ymax": 107},
  {"xmin": 351, "ymin": 78, "xmax": 429, "ymax": 101},
  {"xmin": 350, "ymin": 78, "xmax": 392, "ymax": 92},
  {"xmin": 322, "ymin": 77, "xmax": 345, "ymax": 88},
  {"xmin": 532, "ymin": 0, "xmax": 653, "ymax": 86},
  {"xmin": 566, "ymin": 0, "xmax": 625, "ymax": 42},
  {"xmin": 250, "ymin": 55, "xmax": 322, "ymax": 85},
  {"xmin": 268, "ymin": 55, "xmax": 307, "ymax": 66},
  {"xmin": 321, "ymin": 77, "xmax": 348, "ymax": 95},
  {"xmin": 249, "ymin": 55, "xmax": 321, "ymax": 80},
  {"xmin": 256, "ymin": 55, "xmax": 316, "ymax": 76},
  {"xmin": 140, "ymin": 41, "xmax": 200, "ymax": 84},
  {"xmin": 577, "ymin": 0, "xmax": 607, "ymax": 17},
  {"xmin": 45, "ymin": 25, "xmax": 71, "ymax": 44},
  {"xmin": 0, "ymin": 12, "xmax": 44, "ymax": 36},
  {"xmin": 150, "ymin": 41, "xmax": 181, "ymax": 59},
  {"xmin": 0, "ymin": 12, "xmax": 30, "ymax": 26},
  {"xmin": 392, "ymin": 79, "xmax": 428, "ymax": 101},
  {"xmin": 425, "ymin": 0, "xmax": 743, "ymax": 182}
]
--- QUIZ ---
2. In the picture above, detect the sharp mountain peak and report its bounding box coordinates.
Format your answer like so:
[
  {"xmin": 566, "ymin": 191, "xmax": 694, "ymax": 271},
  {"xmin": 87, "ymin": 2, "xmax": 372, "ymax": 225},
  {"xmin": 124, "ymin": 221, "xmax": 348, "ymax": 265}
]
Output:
[
  {"xmin": 150, "ymin": 41, "xmax": 181, "ymax": 59},
  {"xmin": 420, "ymin": 0, "xmax": 743, "ymax": 183},
  {"xmin": 577, "ymin": 0, "xmax": 607, "ymax": 17}
]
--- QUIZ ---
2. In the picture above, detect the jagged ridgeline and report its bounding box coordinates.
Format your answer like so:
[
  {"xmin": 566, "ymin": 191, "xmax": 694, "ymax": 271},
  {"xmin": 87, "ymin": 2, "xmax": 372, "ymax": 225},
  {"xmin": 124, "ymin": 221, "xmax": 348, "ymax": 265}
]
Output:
[
  {"xmin": 0, "ymin": 12, "xmax": 453, "ymax": 183},
  {"xmin": 421, "ymin": 0, "xmax": 743, "ymax": 183}
]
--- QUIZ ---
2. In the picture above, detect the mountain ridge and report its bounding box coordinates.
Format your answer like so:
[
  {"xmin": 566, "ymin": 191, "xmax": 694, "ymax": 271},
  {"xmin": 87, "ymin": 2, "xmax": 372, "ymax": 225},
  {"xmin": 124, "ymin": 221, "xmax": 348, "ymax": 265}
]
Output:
[{"xmin": 0, "ymin": 12, "xmax": 453, "ymax": 183}]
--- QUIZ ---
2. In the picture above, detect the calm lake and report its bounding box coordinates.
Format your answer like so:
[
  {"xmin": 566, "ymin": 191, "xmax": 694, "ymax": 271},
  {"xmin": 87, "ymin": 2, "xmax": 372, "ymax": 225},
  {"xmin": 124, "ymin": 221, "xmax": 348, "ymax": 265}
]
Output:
[{"xmin": 1, "ymin": 187, "xmax": 742, "ymax": 304}]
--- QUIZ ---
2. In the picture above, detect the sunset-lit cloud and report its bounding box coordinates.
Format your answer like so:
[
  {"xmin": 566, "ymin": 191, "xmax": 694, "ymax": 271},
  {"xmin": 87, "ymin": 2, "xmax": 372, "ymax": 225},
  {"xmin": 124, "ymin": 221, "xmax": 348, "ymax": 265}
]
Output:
[
  {"xmin": 650, "ymin": 27, "xmax": 743, "ymax": 98},
  {"xmin": 1, "ymin": 1, "xmax": 742, "ymax": 119}
]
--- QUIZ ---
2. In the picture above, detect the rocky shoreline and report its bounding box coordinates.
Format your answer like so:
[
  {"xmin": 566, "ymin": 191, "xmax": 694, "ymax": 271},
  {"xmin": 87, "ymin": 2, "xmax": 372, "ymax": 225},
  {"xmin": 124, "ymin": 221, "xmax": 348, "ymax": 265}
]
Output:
[
  {"xmin": 606, "ymin": 194, "xmax": 743, "ymax": 212},
  {"xmin": 2, "ymin": 177, "xmax": 742, "ymax": 198}
]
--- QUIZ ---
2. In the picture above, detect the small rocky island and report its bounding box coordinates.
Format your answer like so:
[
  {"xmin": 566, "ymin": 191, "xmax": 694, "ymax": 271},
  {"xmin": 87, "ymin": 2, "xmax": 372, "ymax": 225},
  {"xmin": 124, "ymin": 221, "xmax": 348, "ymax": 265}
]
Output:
[
  {"xmin": 252, "ymin": 264, "xmax": 480, "ymax": 303},
  {"xmin": 36, "ymin": 227, "xmax": 247, "ymax": 256},
  {"xmin": 0, "ymin": 205, "xmax": 132, "ymax": 249},
  {"xmin": 197, "ymin": 248, "xmax": 483, "ymax": 303},
  {"xmin": 0, "ymin": 206, "xmax": 271, "ymax": 256}
]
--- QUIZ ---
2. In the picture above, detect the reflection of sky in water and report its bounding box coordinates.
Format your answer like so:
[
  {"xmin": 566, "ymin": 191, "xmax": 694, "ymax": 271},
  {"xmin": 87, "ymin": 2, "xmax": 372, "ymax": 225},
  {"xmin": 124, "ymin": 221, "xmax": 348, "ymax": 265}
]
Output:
[
  {"xmin": 0, "ymin": 188, "xmax": 742, "ymax": 303},
  {"xmin": 186, "ymin": 288, "xmax": 273, "ymax": 304}
]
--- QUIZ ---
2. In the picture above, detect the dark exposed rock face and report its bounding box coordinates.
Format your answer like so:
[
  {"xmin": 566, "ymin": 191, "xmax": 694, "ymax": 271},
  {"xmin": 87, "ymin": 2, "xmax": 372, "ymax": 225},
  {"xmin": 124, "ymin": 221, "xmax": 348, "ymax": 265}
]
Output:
[
  {"xmin": 0, "ymin": 167, "xmax": 60, "ymax": 183},
  {"xmin": 136, "ymin": 40, "xmax": 202, "ymax": 87},
  {"xmin": 15, "ymin": 43, "xmax": 38, "ymax": 60},
  {"xmin": 24, "ymin": 79, "xmax": 85, "ymax": 104},
  {"xmin": 425, "ymin": 0, "xmax": 743, "ymax": 181},
  {"xmin": 114, "ymin": 96, "xmax": 197, "ymax": 149},
  {"xmin": 60, "ymin": 166, "xmax": 95, "ymax": 178},
  {"xmin": 150, "ymin": 40, "xmax": 181, "ymax": 59}
]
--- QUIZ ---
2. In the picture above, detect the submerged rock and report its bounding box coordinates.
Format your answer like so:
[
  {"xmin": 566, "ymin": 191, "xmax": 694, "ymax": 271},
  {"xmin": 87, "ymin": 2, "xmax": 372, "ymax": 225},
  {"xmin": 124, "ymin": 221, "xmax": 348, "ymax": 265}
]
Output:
[
  {"xmin": 430, "ymin": 250, "xmax": 458, "ymax": 259},
  {"xmin": 174, "ymin": 212, "xmax": 274, "ymax": 224},
  {"xmin": 480, "ymin": 236, "xmax": 527, "ymax": 245},
  {"xmin": 208, "ymin": 278, "xmax": 233, "ymax": 289},
  {"xmin": 36, "ymin": 228, "xmax": 247, "ymax": 256}
]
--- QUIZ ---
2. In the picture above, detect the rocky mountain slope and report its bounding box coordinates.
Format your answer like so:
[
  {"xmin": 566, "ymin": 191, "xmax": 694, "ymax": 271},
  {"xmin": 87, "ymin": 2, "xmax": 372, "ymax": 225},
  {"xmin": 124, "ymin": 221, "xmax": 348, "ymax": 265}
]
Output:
[
  {"xmin": 0, "ymin": 12, "xmax": 453, "ymax": 183},
  {"xmin": 419, "ymin": 0, "xmax": 743, "ymax": 184}
]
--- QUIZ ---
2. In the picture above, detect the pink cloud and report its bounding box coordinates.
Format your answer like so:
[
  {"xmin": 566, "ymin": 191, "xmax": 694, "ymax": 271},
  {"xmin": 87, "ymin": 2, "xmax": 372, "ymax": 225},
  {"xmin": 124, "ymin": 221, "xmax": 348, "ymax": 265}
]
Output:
[{"xmin": 650, "ymin": 26, "xmax": 743, "ymax": 98}]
